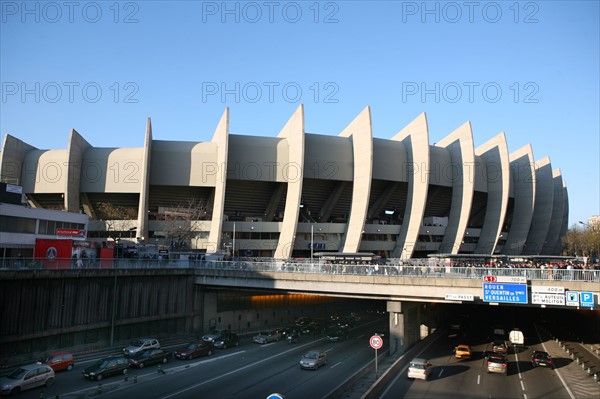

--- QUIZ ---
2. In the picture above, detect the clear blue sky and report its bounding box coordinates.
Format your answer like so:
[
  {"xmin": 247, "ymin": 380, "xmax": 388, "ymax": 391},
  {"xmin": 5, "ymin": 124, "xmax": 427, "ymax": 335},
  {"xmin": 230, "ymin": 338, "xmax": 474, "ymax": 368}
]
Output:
[{"xmin": 1, "ymin": 0, "xmax": 598, "ymax": 227}]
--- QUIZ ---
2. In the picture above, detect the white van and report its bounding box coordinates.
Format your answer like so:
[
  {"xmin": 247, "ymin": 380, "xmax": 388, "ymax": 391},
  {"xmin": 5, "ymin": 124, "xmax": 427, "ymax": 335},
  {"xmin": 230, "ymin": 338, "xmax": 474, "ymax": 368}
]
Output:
[{"xmin": 509, "ymin": 329, "xmax": 525, "ymax": 346}]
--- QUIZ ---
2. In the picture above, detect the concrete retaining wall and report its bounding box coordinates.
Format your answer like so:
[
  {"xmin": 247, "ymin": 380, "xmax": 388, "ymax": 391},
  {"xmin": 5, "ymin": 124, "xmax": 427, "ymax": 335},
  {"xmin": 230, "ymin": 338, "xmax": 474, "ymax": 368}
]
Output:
[{"xmin": 0, "ymin": 270, "xmax": 196, "ymax": 357}]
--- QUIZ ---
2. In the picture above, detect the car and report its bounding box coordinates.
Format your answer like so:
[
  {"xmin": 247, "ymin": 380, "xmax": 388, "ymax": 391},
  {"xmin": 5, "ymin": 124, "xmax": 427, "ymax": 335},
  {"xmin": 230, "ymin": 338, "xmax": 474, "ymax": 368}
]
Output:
[
  {"xmin": 454, "ymin": 344, "xmax": 471, "ymax": 359},
  {"xmin": 531, "ymin": 351, "xmax": 553, "ymax": 368},
  {"xmin": 174, "ymin": 341, "xmax": 215, "ymax": 360},
  {"xmin": 326, "ymin": 327, "xmax": 349, "ymax": 342},
  {"xmin": 299, "ymin": 351, "xmax": 327, "ymax": 370},
  {"xmin": 202, "ymin": 329, "xmax": 230, "ymax": 344},
  {"xmin": 492, "ymin": 340, "xmax": 508, "ymax": 354},
  {"xmin": 294, "ymin": 316, "xmax": 312, "ymax": 327},
  {"xmin": 407, "ymin": 358, "xmax": 432, "ymax": 380},
  {"xmin": 252, "ymin": 330, "xmax": 282, "ymax": 344},
  {"xmin": 336, "ymin": 317, "xmax": 353, "ymax": 329},
  {"xmin": 82, "ymin": 356, "xmax": 129, "ymax": 381},
  {"xmin": 43, "ymin": 351, "xmax": 75, "ymax": 372},
  {"xmin": 493, "ymin": 326, "xmax": 506, "ymax": 336},
  {"xmin": 123, "ymin": 338, "xmax": 160, "ymax": 356},
  {"xmin": 280, "ymin": 325, "xmax": 298, "ymax": 339},
  {"xmin": 0, "ymin": 363, "xmax": 55, "ymax": 395},
  {"xmin": 287, "ymin": 330, "xmax": 301, "ymax": 343},
  {"xmin": 213, "ymin": 332, "xmax": 239, "ymax": 349},
  {"xmin": 128, "ymin": 348, "xmax": 172, "ymax": 368},
  {"xmin": 449, "ymin": 321, "xmax": 462, "ymax": 331},
  {"xmin": 487, "ymin": 354, "xmax": 508, "ymax": 375}
]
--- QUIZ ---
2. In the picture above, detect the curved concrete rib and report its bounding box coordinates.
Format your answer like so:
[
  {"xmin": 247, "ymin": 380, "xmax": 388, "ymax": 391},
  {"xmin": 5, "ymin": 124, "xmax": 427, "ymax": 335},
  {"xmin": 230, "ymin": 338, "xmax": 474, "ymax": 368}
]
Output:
[
  {"xmin": 65, "ymin": 129, "xmax": 91, "ymax": 212},
  {"xmin": 502, "ymin": 145, "xmax": 535, "ymax": 255},
  {"xmin": 207, "ymin": 108, "xmax": 230, "ymax": 254},
  {"xmin": 522, "ymin": 156, "xmax": 554, "ymax": 255},
  {"xmin": 541, "ymin": 169, "xmax": 565, "ymax": 255},
  {"xmin": 436, "ymin": 122, "xmax": 475, "ymax": 254},
  {"xmin": 274, "ymin": 105, "xmax": 305, "ymax": 259},
  {"xmin": 0, "ymin": 134, "xmax": 37, "ymax": 185},
  {"xmin": 339, "ymin": 107, "xmax": 373, "ymax": 253},
  {"xmin": 553, "ymin": 179, "xmax": 569, "ymax": 255},
  {"xmin": 390, "ymin": 113, "xmax": 430, "ymax": 259},
  {"xmin": 474, "ymin": 132, "xmax": 509, "ymax": 254},
  {"xmin": 136, "ymin": 118, "xmax": 153, "ymax": 240}
]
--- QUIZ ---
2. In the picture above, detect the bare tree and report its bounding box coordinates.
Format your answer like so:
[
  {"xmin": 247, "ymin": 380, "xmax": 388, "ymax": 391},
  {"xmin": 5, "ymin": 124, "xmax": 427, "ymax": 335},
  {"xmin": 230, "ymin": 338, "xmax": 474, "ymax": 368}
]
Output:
[
  {"xmin": 160, "ymin": 199, "xmax": 210, "ymax": 249},
  {"xmin": 95, "ymin": 202, "xmax": 138, "ymax": 239}
]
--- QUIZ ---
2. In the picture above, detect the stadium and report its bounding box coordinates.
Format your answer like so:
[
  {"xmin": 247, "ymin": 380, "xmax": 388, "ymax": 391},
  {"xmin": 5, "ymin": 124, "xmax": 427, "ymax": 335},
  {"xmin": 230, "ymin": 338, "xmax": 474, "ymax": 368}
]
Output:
[{"xmin": 0, "ymin": 106, "xmax": 568, "ymax": 259}]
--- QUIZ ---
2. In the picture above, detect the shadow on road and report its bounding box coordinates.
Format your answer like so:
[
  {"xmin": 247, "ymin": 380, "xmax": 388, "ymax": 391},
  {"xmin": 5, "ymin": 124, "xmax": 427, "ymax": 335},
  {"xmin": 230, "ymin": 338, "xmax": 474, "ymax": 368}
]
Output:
[{"xmin": 429, "ymin": 365, "xmax": 470, "ymax": 380}]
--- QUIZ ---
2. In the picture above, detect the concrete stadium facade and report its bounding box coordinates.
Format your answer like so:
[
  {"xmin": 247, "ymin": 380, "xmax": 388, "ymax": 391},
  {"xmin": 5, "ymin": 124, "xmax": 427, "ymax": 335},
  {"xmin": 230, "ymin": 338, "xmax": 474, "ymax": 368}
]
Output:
[{"xmin": 0, "ymin": 106, "xmax": 569, "ymax": 258}]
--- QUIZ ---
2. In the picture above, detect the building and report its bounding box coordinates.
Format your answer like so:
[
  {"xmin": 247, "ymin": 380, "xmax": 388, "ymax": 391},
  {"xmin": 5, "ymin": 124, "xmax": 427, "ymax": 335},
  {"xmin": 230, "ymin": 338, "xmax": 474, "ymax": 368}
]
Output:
[
  {"xmin": 0, "ymin": 182, "xmax": 89, "ymax": 260},
  {"xmin": 0, "ymin": 106, "xmax": 569, "ymax": 258},
  {"xmin": 587, "ymin": 216, "xmax": 600, "ymax": 230}
]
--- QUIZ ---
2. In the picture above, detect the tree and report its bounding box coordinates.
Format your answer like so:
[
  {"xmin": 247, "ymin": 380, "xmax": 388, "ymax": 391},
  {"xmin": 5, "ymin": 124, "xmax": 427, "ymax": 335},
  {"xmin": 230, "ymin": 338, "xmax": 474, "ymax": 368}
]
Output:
[
  {"xmin": 95, "ymin": 202, "xmax": 138, "ymax": 239},
  {"xmin": 562, "ymin": 224, "xmax": 600, "ymax": 260},
  {"xmin": 160, "ymin": 199, "xmax": 210, "ymax": 249}
]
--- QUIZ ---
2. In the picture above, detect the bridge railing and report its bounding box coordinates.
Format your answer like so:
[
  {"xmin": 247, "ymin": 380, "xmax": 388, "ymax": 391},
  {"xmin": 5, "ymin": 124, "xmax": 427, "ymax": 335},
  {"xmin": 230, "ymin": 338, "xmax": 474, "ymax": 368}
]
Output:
[
  {"xmin": 198, "ymin": 260, "xmax": 600, "ymax": 282},
  {"xmin": 1, "ymin": 257, "xmax": 598, "ymax": 282}
]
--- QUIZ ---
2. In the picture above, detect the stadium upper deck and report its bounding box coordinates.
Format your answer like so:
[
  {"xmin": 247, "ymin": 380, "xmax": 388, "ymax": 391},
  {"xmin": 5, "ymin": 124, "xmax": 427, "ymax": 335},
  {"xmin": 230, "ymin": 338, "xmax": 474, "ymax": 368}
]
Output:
[{"xmin": 0, "ymin": 106, "xmax": 568, "ymax": 259}]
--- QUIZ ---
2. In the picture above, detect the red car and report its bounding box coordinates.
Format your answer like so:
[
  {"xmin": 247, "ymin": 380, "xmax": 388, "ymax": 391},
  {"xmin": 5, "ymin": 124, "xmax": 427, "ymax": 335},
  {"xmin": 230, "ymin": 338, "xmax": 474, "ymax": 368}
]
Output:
[
  {"xmin": 174, "ymin": 342, "xmax": 214, "ymax": 360},
  {"xmin": 44, "ymin": 352, "xmax": 75, "ymax": 372}
]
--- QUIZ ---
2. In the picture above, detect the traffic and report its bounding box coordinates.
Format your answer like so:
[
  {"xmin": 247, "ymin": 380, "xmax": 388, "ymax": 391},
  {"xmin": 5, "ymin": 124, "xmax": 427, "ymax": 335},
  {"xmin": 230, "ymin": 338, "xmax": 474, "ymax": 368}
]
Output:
[
  {"xmin": 2, "ymin": 305, "xmax": 598, "ymax": 399},
  {"xmin": 2, "ymin": 311, "xmax": 388, "ymax": 398},
  {"xmin": 380, "ymin": 306, "xmax": 599, "ymax": 399}
]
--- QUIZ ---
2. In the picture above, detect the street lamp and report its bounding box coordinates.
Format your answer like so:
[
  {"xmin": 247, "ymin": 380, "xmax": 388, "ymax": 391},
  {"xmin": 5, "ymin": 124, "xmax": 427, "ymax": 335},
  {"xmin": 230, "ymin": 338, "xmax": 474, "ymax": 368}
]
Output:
[{"xmin": 310, "ymin": 224, "xmax": 314, "ymax": 264}]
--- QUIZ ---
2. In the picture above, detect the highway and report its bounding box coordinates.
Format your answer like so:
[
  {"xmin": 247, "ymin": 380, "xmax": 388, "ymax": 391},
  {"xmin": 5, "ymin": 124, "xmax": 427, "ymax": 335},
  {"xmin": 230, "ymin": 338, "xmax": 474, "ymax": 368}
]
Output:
[
  {"xmin": 10, "ymin": 306, "xmax": 599, "ymax": 399},
  {"xmin": 379, "ymin": 307, "xmax": 599, "ymax": 399},
  {"xmin": 15, "ymin": 317, "xmax": 388, "ymax": 399}
]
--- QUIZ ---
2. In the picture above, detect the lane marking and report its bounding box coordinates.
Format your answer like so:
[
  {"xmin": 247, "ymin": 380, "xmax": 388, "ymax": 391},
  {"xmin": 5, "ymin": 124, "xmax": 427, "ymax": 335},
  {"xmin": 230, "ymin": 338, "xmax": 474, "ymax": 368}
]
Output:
[
  {"xmin": 438, "ymin": 368, "xmax": 444, "ymax": 377},
  {"xmin": 514, "ymin": 345, "xmax": 523, "ymax": 380},
  {"xmin": 520, "ymin": 380, "xmax": 525, "ymax": 391},
  {"xmin": 534, "ymin": 325, "xmax": 576, "ymax": 399},
  {"xmin": 331, "ymin": 361, "xmax": 342, "ymax": 368},
  {"xmin": 160, "ymin": 339, "xmax": 329, "ymax": 399},
  {"xmin": 379, "ymin": 333, "xmax": 440, "ymax": 399},
  {"xmin": 59, "ymin": 351, "xmax": 247, "ymax": 398},
  {"xmin": 477, "ymin": 374, "xmax": 481, "ymax": 385}
]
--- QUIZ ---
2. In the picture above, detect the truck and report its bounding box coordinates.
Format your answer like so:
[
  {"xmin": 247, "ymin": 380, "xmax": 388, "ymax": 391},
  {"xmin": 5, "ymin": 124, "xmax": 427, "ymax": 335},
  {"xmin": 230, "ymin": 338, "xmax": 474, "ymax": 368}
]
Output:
[{"xmin": 509, "ymin": 329, "xmax": 525, "ymax": 346}]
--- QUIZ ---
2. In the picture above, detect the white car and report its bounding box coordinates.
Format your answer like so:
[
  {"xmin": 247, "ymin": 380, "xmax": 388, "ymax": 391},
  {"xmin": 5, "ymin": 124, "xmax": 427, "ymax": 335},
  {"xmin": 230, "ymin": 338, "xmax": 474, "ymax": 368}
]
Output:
[
  {"xmin": 252, "ymin": 330, "xmax": 282, "ymax": 344},
  {"xmin": 123, "ymin": 338, "xmax": 160, "ymax": 356},
  {"xmin": 407, "ymin": 358, "xmax": 432, "ymax": 380},
  {"xmin": 0, "ymin": 363, "xmax": 55, "ymax": 395},
  {"xmin": 299, "ymin": 351, "xmax": 327, "ymax": 370}
]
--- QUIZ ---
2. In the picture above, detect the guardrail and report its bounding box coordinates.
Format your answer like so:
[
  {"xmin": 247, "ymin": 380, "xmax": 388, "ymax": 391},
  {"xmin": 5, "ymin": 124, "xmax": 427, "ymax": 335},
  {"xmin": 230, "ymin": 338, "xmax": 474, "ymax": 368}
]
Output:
[{"xmin": 1, "ymin": 257, "xmax": 599, "ymax": 282}]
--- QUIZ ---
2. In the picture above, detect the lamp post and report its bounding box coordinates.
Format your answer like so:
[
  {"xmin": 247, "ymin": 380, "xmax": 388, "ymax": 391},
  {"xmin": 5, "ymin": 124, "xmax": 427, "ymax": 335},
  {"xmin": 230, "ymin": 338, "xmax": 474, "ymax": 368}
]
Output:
[
  {"xmin": 310, "ymin": 224, "xmax": 314, "ymax": 264},
  {"xmin": 233, "ymin": 222, "xmax": 236, "ymax": 259}
]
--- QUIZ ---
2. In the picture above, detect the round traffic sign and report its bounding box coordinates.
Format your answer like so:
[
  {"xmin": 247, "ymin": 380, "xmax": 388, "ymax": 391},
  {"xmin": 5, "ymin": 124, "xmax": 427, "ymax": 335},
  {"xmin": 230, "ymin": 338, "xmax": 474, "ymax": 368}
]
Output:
[{"xmin": 370, "ymin": 335, "xmax": 383, "ymax": 349}]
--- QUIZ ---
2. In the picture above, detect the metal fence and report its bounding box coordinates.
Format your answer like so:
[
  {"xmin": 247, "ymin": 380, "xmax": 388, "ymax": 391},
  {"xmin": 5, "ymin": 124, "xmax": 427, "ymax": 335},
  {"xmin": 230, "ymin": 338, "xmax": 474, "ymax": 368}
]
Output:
[{"xmin": 1, "ymin": 257, "xmax": 599, "ymax": 282}]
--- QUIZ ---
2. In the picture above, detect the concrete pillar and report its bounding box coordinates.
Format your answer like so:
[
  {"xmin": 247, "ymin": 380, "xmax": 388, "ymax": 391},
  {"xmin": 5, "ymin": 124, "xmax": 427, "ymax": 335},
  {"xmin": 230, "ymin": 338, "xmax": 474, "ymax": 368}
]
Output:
[
  {"xmin": 387, "ymin": 301, "xmax": 404, "ymax": 355},
  {"xmin": 387, "ymin": 301, "xmax": 420, "ymax": 355}
]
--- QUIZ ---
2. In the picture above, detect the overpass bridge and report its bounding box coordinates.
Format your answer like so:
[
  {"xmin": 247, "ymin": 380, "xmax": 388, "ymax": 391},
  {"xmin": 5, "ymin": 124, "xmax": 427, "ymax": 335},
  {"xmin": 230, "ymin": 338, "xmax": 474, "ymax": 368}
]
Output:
[
  {"xmin": 194, "ymin": 261, "xmax": 599, "ymax": 354},
  {"xmin": 1, "ymin": 260, "xmax": 597, "ymax": 358}
]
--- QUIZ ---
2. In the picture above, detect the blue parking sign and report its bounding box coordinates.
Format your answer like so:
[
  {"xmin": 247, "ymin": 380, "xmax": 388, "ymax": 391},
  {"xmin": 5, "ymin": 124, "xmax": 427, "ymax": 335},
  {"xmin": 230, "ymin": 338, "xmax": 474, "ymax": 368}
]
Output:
[{"xmin": 580, "ymin": 292, "xmax": 594, "ymax": 308}]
